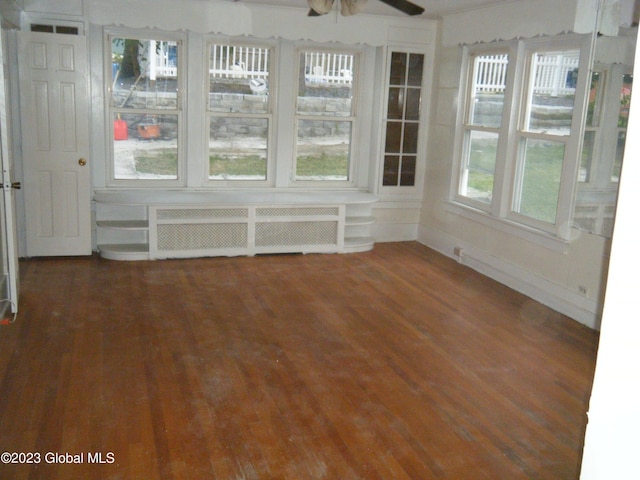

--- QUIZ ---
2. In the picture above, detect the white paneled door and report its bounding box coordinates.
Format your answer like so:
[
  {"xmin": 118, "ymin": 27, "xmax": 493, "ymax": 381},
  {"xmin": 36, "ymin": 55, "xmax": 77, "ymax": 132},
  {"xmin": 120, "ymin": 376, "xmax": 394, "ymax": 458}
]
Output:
[{"xmin": 18, "ymin": 31, "xmax": 91, "ymax": 256}]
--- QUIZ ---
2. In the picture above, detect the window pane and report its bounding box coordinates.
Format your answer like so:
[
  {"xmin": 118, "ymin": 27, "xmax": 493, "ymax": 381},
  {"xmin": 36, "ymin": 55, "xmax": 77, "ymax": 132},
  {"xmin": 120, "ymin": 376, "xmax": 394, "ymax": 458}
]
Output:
[
  {"xmin": 405, "ymin": 88, "xmax": 421, "ymax": 120},
  {"xmin": 407, "ymin": 54, "xmax": 424, "ymax": 86},
  {"xmin": 113, "ymin": 113, "xmax": 178, "ymax": 179},
  {"xmin": 298, "ymin": 51, "xmax": 354, "ymax": 117},
  {"xmin": 470, "ymin": 54, "xmax": 508, "ymax": 128},
  {"xmin": 586, "ymin": 71, "xmax": 604, "ymax": 127},
  {"xmin": 400, "ymin": 156, "xmax": 416, "ymax": 186},
  {"xmin": 514, "ymin": 138, "xmax": 565, "ymax": 223},
  {"xmin": 385, "ymin": 122, "xmax": 402, "ymax": 153},
  {"xmin": 612, "ymin": 74, "xmax": 632, "ymax": 182},
  {"xmin": 296, "ymin": 119, "xmax": 350, "ymax": 180},
  {"xmin": 612, "ymin": 130, "xmax": 625, "ymax": 183},
  {"xmin": 389, "ymin": 52, "xmax": 406, "ymax": 85},
  {"xmin": 387, "ymin": 88, "xmax": 404, "ymax": 120},
  {"xmin": 524, "ymin": 50, "xmax": 579, "ymax": 134},
  {"xmin": 383, "ymin": 155, "xmax": 400, "ymax": 186},
  {"xmin": 112, "ymin": 38, "xmax": 178, "ymax": 109},
  {"xmin": 209, "ymin": 44, "xmax": 270, "ymax": 114},
  {"xmin": 402, "ymin": 123, "xmax": 419, "ymax": 154},
  {"xmin": 460, "ymin": 130, "xmax": 498, "ymax": 203},
  {"xmin": 580, "ymin": 130, "xmax": 595, "ymax": 183},
  {"xmin": 618, "ymin": 74, "xmax": 633, "ymax": 128},
  {"xmin": 209, "ymin": 117, "xmax": 268, "ymax": 180}
]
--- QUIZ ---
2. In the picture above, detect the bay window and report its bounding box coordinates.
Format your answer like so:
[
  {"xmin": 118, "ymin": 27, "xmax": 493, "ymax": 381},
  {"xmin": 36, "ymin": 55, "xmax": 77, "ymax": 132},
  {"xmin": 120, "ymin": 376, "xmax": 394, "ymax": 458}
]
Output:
[{"xmin": 105, "ymin": 30, "xmax": 372, "ymax": 190}]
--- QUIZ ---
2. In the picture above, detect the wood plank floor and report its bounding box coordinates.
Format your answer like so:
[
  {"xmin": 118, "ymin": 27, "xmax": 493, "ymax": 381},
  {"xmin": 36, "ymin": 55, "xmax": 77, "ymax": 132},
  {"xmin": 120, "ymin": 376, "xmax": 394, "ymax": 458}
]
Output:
[{"xmin": 0, "ymin": 242, "xmax": 599, "ymax": 479}]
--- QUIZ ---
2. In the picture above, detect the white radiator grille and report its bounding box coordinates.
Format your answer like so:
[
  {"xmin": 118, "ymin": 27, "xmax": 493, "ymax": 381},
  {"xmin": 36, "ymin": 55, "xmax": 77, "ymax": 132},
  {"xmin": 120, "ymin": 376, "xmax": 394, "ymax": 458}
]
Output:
[
  {"xmin": 157, "ymin": 223, "xmax": 248, "ymax": 250},
  {"xmin": 255, "ymin": 221, "xmax": 338, "ymax": 247},
  {"xmin": 257, "ymin": 207, "xmax": 339, "ymax": 217},
  {"xmin": 156, "ymin": 208, "xmax": 248, "ymax": 220}
]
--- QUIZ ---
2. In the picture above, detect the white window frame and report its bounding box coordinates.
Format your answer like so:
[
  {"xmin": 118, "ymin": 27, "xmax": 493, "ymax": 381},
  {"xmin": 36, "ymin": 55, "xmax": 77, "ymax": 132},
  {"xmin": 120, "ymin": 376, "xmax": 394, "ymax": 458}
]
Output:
[
  {"xmin": 105, "ymin": 28, "xmax": 186, "ymax": 187},
  {"xmin": 205, "ymin": 37, "xmax": 276, "ymax": 187},
  {"xmin": 292, "ymin": 45, "xmax": 361, "ymax": 186},
  {"xmin": 453, "ymin": 43, "xmax": 517, "ymax": 215},
  {"xmin": 450, "ymin": 34, "xmax": 592, "ymax": 243},
  {"xmin": 581, "ymin": 63, "xmax": 633, "ymax": 187}
]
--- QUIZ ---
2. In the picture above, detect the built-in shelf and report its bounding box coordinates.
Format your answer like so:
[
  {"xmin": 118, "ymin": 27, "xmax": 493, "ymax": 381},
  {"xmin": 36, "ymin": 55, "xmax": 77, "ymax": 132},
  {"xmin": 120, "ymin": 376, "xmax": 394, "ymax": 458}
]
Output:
[
  {"xmin": 346, "ymin": 216, "xmax": 375, "ymax": 226},
  {"xmin": 344, "ymin": 236, "xmax": 375, "ymax": 253},
  {"xmin": 94, "ymin": 190, "xmax": 377, "ymax": 261},
  {"xmin": 96, "ymin": 220, "xmax": 149, "ymax": 230},
  {"xmin": 98, "ymin": 243, "xmax": 150, "ymax": 261}
]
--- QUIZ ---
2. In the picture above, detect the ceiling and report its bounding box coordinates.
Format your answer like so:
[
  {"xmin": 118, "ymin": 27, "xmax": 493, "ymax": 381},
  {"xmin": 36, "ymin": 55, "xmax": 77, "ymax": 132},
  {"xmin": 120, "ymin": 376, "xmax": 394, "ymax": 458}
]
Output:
[{"xmin": 233, "ymin": 0, "xmax": 514, "ymax": 18}]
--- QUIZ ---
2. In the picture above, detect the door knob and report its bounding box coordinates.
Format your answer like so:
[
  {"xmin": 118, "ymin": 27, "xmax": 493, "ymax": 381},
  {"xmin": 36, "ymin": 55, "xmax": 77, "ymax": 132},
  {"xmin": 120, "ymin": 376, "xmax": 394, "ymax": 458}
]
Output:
[{"xmin": 78, "ymin": 158, "xmax": 87, "ymax": 166}]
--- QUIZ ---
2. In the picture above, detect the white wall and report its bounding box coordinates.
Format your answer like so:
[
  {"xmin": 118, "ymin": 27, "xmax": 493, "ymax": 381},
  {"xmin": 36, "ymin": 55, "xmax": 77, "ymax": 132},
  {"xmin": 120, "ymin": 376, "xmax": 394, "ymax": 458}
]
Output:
[{"xmin": 579, "ymin": 23, "xmax": 640, "ymax": 479}]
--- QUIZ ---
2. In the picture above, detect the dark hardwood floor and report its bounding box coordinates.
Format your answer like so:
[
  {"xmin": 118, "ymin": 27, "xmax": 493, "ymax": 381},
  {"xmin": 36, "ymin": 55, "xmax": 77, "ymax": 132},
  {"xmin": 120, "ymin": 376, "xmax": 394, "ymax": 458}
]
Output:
[{"xmin": 0, "ymin": 242, "xmax": 599, "ymax": 479}]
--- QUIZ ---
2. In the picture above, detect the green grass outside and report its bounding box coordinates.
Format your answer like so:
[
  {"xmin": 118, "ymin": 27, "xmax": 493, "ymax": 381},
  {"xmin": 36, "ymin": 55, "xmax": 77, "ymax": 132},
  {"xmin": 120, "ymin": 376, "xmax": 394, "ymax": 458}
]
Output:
[
  {"xmin": 517, "ymin": 142, "xmax": 563, "ymax": 223},
  {"xmin": 134, "ymin": 150, "xmax": 349, "ymax": 178},
  {"xmin": 134, "ymin": 149, "xmax": 178, "ymax": 176},
  {"xmin": 467, "ymin": 140, "xmax": 564, "ymax": 224},
  {"xmin": 295, "ymin": 152, "xmax": 348, "ymax": 177},
  {"xmin": 209, "ymin": 155, "xmax": 267, "ymax": 177},
  {"xmin": 136, "ymin": 142, "xmax": 562, "ymax": 224}
]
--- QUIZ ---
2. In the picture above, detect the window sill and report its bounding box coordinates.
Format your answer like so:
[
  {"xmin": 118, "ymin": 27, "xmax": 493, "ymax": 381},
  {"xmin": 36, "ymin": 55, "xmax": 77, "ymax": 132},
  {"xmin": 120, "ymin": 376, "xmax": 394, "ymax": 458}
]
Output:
[
  {"xmin": 443, "ymin": 199, "xmax": 571, "ymax": 254},
  {"xmin": 94, "ymin": 188, "xmax": 378, "ymax": 206}
]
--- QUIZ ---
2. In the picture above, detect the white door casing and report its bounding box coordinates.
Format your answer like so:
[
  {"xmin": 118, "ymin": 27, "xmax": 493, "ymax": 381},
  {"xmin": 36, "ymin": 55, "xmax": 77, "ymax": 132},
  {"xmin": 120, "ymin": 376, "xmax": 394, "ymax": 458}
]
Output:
[
  {"xmin": 0, "ymin": 26, "xmax": 19, "ymax": 313},
  {"xmin": 18, "ymin": 31, "xmax": 91, "ymax": 257}
]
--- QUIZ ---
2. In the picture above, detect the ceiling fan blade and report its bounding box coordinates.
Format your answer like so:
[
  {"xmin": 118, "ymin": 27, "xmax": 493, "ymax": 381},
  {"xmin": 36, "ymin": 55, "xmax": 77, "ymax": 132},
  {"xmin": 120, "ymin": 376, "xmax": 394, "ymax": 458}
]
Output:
[
  {"xmin": 307, "ymin": 0, "xmax": 334, "ymax": 15},
  {"xmin": 341, "ymin": 0, "xmax": 367, "ymax": 16},
  {"xmin": 377, "ymin": 0, "xmax": 424, "ymax": 16}
]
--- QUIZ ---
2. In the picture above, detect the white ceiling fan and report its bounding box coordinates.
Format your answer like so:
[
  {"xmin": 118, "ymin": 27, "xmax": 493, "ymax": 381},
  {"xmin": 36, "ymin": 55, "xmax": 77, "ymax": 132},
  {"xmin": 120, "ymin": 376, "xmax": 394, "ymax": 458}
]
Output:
[{"xmin": 307, "ymin": 0, "xmax": 424, "ymax": 17}]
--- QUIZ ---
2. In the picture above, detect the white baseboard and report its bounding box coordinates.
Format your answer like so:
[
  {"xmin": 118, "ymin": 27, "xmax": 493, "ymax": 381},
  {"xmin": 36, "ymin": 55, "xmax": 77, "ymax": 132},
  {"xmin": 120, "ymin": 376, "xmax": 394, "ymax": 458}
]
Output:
[
  {"xmin": 418, "ymin": 225, "xmax": 602, "ymax": 330},
  {"xmin": 373, "ymin": 222, "xmax": 418, "ymax": 242}
]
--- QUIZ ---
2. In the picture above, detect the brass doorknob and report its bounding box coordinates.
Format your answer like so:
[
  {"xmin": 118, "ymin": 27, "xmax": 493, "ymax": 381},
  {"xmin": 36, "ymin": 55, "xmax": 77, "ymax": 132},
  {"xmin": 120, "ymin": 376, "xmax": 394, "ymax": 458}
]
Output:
[{"xmin": 78, "ymin": 158, "xmax": 87, "ymax": 166}]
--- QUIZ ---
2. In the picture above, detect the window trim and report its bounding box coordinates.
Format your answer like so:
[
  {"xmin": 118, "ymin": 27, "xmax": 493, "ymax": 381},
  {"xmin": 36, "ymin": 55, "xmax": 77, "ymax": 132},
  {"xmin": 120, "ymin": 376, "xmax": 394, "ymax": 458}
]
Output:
[
  {"xmin": 105, "ymin": 28, "xmax": 186, "ymax": 187},
  {"xmin": 451, "ymin": 34, "xmax": 592, "ymax": 242}
]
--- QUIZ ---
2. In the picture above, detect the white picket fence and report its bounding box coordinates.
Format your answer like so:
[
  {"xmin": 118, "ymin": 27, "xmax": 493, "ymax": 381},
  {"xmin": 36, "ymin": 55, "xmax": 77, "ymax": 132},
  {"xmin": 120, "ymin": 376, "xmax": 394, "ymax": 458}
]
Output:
[
  {"xmin": 473, "ymin": 54, "xmax": 509, "ymax": 93},
  {"xmin": 209, "ymin": 45, "xmax": 270, "ymax": 80},
  {"xmin": 146, "ymin": 43, "xmax": 577, "ymax": 95},
  {"xmin": 150, "ymin": 43, "xmax": 353, "ymax": 85},
  {"xmin": 303, "ymin": 52, "xmax": 354, "ymax": 84},
  {"xmin": 474, "ymin": 52, "xmax": 580, "ymax": 96},
  {"xmin": 531, "ymin": 53, "xmax": 580, "ymax": 96}
]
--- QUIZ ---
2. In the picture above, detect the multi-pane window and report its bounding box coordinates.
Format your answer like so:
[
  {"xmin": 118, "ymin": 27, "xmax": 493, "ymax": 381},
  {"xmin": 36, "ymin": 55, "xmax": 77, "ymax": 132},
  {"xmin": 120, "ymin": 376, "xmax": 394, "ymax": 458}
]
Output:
[
  {"xmin": 382, "ymin": 52, "xmax": 424, "ymax": 187},
  {"xmin": 459, "ymin": 53, "xmax": 508, "ymax": 204},
  {"xmin": 106, "ymin": 32, "xmax": 374, "ymax": 189},
  {"xmin": 207, "ymin": 43, "xmax": 272, "ymax": 181},
  {"xmin": 580, "ymin": 70, "xmax": 605, "ymax": 183},
  {"xmin": 613, "ymin": 73, "xmax": 633, "ymax": 182},
  {"xmin": 454, "ymin": 37, "xmax": 588, "ymax": 239},
  {"xmin": 109, "ymin": 35, "xmax": 182, "ymax": 181},
  {"xmin": 573, "ymin": 66, "xmax": 633, "ymax": 237},
  {"xmin": 295, "ymin": 49, "xmax": 357, "ymax": 181}
]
